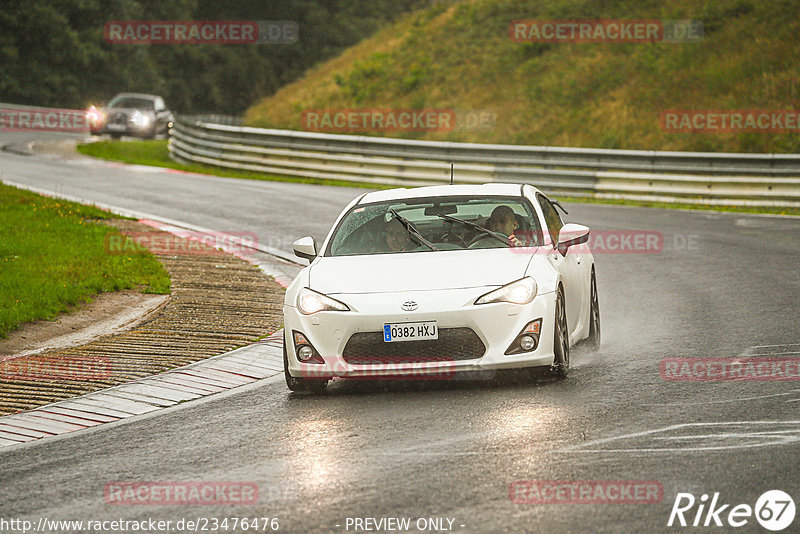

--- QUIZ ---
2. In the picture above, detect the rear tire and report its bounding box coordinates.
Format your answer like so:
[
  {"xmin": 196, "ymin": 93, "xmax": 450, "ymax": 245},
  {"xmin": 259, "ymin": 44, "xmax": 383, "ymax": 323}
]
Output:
[
  {"xmin": 283, "ymin": 337, "xmax": 328, "ymax": 393},
  {"xmin": 587, "ymin": 268, "xmax": 601, "ymax": 351},
  {"xmin": 550, "ymin": 287, "xmax": 569, "ymax": 378}
]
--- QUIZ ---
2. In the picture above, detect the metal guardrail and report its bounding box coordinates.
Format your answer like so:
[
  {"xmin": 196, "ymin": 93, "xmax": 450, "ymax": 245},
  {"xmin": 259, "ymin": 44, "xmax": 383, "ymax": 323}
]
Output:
[
  {"xmin": 169, "ymin": 118, "xmax": 800, "ymax": 208},
  {"xmin": 179, "ymin": 114, "xmax": 242, "ymax": 126}
]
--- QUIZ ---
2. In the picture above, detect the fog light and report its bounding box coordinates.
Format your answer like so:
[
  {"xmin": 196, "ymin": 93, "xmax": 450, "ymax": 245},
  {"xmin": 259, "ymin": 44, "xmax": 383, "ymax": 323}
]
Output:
[
  {"xmin": 291, "ymin": 330, "xmax": 324, "ymax": 364},
  {"xmin": 297, "ymin": 345, "xmax": 314, "ymax": 361},
  {"xmin": 505, "ymin": 318, "xmax": 543, "ymax": 355},
  {"xmin": 519, "ymin": 335, "xmax": 536, "ymax": 351}
]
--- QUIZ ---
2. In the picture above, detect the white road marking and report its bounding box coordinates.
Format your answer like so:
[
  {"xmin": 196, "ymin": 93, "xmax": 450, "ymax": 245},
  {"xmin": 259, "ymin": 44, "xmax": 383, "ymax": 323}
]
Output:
[
  {"xmin": 558, "ymin": 421, "xmax": 800, "ymax": 453},
  {"xmin": 642, "ymin": 389, "xmax": 800, "ymax": 406}
]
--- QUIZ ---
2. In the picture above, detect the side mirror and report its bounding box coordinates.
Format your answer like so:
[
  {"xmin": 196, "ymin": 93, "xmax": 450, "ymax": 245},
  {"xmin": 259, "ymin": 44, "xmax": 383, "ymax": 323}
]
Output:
[
  {"xmin": 557, "ymin": 223, "xmax": 590, "ymax": 255},
  {"xmin": 292, "ymin": 236, "xmax": 317, "ymax": 262}
]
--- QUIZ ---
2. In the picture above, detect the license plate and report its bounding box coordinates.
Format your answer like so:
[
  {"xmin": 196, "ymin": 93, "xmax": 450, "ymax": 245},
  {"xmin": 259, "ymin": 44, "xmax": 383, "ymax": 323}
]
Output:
[
  {"xmin": 383, "ymin": 321, "xmax": 438, "ymax": 343},
  {"xmin": 107, "ymin": 123, "xmax": 126, "ymax": 131}
]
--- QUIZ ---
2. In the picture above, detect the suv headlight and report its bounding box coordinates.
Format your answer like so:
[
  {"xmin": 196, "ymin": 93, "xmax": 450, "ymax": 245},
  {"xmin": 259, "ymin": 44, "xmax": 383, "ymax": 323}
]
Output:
[
  {"xmin": 475, "ymin": 277, "xmax": 537, "ymax": 305},
  {"xmin": 297, "ymin": 288, "xmax": 349, "ymax": 315}
]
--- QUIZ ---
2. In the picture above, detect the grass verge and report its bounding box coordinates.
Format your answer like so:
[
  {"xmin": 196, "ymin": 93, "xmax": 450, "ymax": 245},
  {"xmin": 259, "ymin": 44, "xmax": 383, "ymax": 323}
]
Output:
[
  {"xmin": 0, "ymin": 183, "xmax": 171, "ymax": 338},
  {"xmin": 77, "ymin": 139, "xmax": 800, "ymax": 217}
]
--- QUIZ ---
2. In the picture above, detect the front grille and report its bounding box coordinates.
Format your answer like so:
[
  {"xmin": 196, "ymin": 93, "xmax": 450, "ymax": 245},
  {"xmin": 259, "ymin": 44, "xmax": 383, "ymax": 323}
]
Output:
[
  {"xmin": 342, "ymin": 328, "xmax": 485, "ymax": 364},
  {"xmin": 110, "ymin": 112, "xmax": 128, "ymax": 125}
]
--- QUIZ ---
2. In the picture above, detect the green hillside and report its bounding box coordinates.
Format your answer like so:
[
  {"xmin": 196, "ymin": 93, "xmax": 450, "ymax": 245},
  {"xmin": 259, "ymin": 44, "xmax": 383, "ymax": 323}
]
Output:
[
  {"xmin": 244, "ymin": 0, "xmax": 800, "ymax": 153},
  {"xmin": 0, "ymin": 0, "xmax": 430, "ymax": 113}
]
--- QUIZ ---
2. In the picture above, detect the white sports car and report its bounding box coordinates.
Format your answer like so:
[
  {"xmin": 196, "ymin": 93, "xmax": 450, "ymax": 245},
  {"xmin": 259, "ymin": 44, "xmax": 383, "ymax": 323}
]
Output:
[{"xmin": 283, "ymin": 183, "xmax": 600, "ymax": 392}]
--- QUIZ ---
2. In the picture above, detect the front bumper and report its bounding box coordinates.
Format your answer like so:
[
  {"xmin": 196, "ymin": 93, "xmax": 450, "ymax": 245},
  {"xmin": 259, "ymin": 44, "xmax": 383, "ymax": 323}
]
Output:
[
  {"xmin": 283, "ymin": 288, "xmax": 557, "ymax": 380},
  {"xmin": 103, "ymin": 124, "xmax": 153, "ymax": 137},
  {"xmin": 102, "ymin": 112, "xmax": 154, "ymax": 137}
]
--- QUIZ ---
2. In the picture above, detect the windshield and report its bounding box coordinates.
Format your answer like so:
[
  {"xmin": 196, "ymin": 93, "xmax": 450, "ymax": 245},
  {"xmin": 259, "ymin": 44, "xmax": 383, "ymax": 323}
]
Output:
[
  {"xmin": 108, "ymin": 96, "xmax": 155, "ymax": 110},
  {"xmin": 326, "ymin": 195, "xmax": 542, "ymax": 256}
]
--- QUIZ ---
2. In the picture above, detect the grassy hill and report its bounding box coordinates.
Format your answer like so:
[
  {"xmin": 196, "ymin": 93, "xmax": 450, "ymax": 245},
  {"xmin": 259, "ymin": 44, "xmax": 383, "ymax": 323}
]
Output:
[{"xmin": 244, "ymin": 0, "xmax": 800, "ymax": 153}]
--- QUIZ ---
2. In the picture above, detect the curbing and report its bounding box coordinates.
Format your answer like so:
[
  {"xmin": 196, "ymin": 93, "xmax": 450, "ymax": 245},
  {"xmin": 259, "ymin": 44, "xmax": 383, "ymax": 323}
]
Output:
[
  {"xmin": 0, "ymin": 177, "xmax": 302, "ymax": 450},
  {"xmin": 0, "ymin": 330, "xmax": 285, "ymax": 449}
]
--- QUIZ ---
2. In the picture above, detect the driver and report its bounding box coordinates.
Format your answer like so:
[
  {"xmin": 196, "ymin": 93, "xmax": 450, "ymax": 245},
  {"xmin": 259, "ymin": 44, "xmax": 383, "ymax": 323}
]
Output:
[{"xmin": 486, "ymin": 205, "xmax": 524, "ymax": 247}]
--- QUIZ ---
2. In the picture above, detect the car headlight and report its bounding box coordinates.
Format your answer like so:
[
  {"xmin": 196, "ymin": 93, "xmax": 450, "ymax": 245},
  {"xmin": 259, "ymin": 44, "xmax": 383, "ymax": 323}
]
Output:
[
  {"xmin": 86, "ymin": 106, "xmax": 104, "ymax": 125},
  {"xmin": 296, "ymin": 288, "xmax": 349, "ymax": 315},
  {"xmin": 475, "ymin": 277, "xmax": 537, "ymax": 305},
  {"xmin": 130, "ymin": 111, "xmax": 150, "ymax": 127}
]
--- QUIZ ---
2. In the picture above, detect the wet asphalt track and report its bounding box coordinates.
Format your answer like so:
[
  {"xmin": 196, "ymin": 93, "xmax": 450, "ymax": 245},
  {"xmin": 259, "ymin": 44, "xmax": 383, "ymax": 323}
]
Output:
[{"xmin": 1, "ymin": 132, "xmax": 800, "ymax": 533}]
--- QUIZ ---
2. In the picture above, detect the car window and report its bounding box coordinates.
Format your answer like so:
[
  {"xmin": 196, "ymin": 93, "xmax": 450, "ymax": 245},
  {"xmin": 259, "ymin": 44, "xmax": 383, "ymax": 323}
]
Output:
[
  {"xmin": 326, "ymin": 195, "xmax": 542, "ymax": 256},
  {"xmin": 108, "ymin": 96, "xmax": 156, "ymax": 110},
  {"xmin": 537, "ymin": 194, "xmax": 563, "ymax": 245}
]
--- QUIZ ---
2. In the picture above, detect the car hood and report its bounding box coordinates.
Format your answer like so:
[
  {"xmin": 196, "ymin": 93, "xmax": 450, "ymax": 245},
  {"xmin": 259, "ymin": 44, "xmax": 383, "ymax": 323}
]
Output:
[
  {"xmin": 106, "ymin": 107, "xmax": 154, "ymax": 116},
  {"xmin": 309, "ymin": 248, "xmax": 537, "ymax": 295}
]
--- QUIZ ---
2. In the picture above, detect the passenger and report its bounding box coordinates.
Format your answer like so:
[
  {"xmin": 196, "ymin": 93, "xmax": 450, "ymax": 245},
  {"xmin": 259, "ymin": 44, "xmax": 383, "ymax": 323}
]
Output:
[
  {"xmin": 486, "ymin": 205, "xmax": 524, "ymax": 247},
  {"xmin": 385, "ymin": 217, "xmax": 415, "ymax": 252}
]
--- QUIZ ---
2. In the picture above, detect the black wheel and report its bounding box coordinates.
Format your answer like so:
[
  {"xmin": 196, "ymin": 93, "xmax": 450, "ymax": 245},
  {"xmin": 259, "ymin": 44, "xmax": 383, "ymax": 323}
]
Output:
[
  {"xmin": 550, "ymin": 286, "xmax": 569, "ymax": 378},
  {"xmin": 110, "ymin": 133, "xmax": 122, "ymax": 140},
  {"xmin": 587, "ymin": 268, "xmax": 601, "ymax": 351},
  {"xmin": 283, "ymin": 336, "xmax": 328, "ymax": 393}
]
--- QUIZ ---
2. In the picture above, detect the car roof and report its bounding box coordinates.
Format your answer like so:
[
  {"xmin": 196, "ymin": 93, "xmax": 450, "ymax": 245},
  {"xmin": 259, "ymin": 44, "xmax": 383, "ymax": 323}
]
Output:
[
  {"xmin": 357, "ymin": 183, "xmax": 541, "ymax": 204},
  {"xmin": 110, "ymin": 93, "xmax": 161, "ymax": 101}
]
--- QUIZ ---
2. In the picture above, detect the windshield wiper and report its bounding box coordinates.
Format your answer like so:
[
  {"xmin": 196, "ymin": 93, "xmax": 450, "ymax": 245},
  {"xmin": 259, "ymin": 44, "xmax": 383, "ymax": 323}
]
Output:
[
  {"xmin": 436, "ymin": 214, "xmax": 510, "ymax": 247},
  {"xmin": 389, "ymin": 209, "xmax": 439, "ymax": 251}
]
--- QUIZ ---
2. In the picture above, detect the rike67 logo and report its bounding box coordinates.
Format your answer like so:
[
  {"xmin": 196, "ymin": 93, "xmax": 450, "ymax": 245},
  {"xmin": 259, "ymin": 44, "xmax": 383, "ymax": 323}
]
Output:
[{"xmin": 668, "ymin": 490, "xmax": 796, "ymax": 531}]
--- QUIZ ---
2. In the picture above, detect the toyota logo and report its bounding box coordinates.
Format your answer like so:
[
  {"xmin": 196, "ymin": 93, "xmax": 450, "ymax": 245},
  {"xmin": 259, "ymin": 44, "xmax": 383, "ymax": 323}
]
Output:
[{"xmin": 401, "ymin": 301, "xmax": 418, "ymax": 311}]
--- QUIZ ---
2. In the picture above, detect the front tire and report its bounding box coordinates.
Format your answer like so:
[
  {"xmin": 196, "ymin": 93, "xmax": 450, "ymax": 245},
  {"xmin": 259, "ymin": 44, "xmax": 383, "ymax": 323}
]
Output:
[
  {"xmin": 587, "ymin": 268, "xmax": 601, "ymax": 351},
  {"xmin": 551, "ymin": 286, "xmax": 570, "ymax": 378},
  {"xmin": 283, "ymin": 337, "xmax": 328, "ymax": 393}
]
